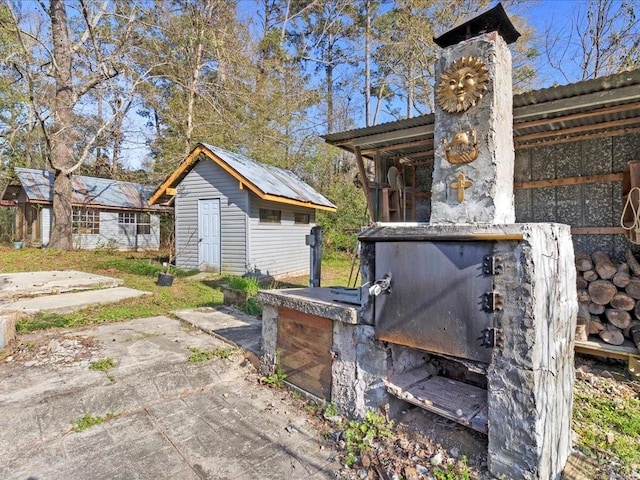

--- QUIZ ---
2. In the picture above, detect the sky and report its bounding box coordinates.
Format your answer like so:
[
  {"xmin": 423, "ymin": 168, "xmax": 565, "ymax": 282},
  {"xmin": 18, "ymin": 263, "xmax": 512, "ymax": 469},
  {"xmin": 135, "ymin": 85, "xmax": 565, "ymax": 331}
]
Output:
[{"xmin": 14, "ymin": 0, "xmax": 624, "ymax": 170}]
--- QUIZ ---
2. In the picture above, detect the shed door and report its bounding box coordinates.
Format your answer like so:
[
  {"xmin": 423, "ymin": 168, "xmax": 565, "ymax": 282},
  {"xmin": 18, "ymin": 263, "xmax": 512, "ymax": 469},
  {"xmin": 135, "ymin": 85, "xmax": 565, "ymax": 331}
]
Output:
[{"xmin": 198, "ymin": 199, "xmax": 221, "ymax": 272}]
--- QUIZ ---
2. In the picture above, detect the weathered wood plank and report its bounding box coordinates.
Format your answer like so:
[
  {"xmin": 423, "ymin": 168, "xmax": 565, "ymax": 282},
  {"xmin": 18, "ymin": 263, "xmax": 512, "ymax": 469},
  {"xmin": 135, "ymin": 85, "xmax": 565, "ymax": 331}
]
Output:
[
  {"xmin": 385, "ymin": 375, "xmax": 488, "ymax": 434},
  {"xmin": 277, "ymin": 307, "xmax": 332, "ymax": 399}
]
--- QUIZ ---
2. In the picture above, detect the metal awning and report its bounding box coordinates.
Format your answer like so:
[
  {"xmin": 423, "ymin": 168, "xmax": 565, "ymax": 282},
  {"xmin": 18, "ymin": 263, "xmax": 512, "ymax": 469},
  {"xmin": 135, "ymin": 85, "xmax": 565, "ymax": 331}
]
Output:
[{"xmin": 323, "ymin": 69, "xmax": 640, "ymax": 167}]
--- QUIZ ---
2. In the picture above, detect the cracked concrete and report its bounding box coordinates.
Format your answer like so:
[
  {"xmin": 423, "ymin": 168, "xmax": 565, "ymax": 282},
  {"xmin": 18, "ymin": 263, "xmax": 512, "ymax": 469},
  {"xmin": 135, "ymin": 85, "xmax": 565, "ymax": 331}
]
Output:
[{"xmin": 0, "ymin": 316, "xmax": 339, "ymax": 480}]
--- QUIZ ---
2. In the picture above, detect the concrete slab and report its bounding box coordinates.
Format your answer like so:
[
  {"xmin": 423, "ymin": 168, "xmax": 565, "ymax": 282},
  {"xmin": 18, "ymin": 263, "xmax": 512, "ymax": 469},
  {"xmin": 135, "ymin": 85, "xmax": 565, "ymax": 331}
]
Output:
[
  {"xmin": 0, "ymin": 316, "xmax": 339, "ymax": 480},
  {"xmin": 0, "ymin": 313, "xmax": 17, "ymax": 348},
  {"xmin": 173, "ymin": 306, "xmax": 263, "ymax": 360},
  {"xmin": 0, "ymin": 286, "xmax": 151, "ymax": 314},
  {"xmin": 0, "ymin": 270, "xmax": 122, "ymax": 300}
]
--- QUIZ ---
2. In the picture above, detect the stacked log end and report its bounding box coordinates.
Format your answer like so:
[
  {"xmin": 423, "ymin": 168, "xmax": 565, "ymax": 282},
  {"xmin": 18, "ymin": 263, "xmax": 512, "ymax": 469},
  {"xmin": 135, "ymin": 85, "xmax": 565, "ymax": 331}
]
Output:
[{"xmin": 576, "ymin": 248, "xmax": 640, "ymax": 349}]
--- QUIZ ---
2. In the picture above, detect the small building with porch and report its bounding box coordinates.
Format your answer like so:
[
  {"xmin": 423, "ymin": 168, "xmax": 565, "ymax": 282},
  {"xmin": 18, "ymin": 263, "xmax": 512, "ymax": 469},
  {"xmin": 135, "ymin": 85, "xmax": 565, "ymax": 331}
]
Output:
[
  {"xmin": 149, "ymin": 143, "xmax": 336, "ymax": 277},
  {"xmin": 1, "ymin": 168, "xmax": 169, "ymax": 250}
]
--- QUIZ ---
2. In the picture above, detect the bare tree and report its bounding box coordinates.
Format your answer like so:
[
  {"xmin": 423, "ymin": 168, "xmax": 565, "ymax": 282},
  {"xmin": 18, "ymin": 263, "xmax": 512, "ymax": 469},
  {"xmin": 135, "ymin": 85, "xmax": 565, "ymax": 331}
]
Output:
[
  {"xmin": 544, "ymin": 0, "xmax": 639, "ymax": 83},
  {"xmin": 5, "ymin": 0, "xmax": 150, "ymax": 249}
]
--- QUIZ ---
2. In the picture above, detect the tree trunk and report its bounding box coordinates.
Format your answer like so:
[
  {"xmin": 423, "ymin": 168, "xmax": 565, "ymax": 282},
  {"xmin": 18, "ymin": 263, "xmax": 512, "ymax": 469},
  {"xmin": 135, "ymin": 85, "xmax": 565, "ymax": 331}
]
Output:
[
  {"xmin": 48, "ymin": 0, "xmax": 75, "ymax": 251},
  {"xmin": 612, "ymin": 262, "xmax": 631, "ymax": 288},
  {"xmin": 588, "ymin": 302, "xmax": 605, "ymax": 315},
  {"xmin": 576, "ymin": 275, "xmax": 588, "ymax": 290},
  {"xmin": 623, "ymin": 320, "xmax": 640, "ymax": 338},
  {"xmin": 628, "ymin": 323, "xmax": 640, "ymax": 351},
  {"xmin": 605, "ymin": 308, "xmax": 632, "ymax": 330},
  {"xmin": 575, "ymin": 250, "xmax": 594, "ymax": 271},
  {"xmin": 588, "ymin": 316, "xmax": 605, "ymax": 335},
  {"xmin": 588, "ymin": 279, "xmax": 617, "ymax": 305},
  {"xmin": 626, "ymin": 277, "xmax": 640, "ymax": 299},
  {"xmin": 577, "ymin": 289, "xmax": 590, "ymax": 304},
  {"xmin": 598, "ymin": 323, "xmax": 625, "ymax": 346},
  {"xmin": 592, "ymin": 250, "xmax": 617, "ymax": 279},
  {"xmin": 626, "ymin": 249, "xmax": 640, "ymax": 276},
  {"xmin": 583, "ymin": 270, "xmax": 599, "ymax": 282},
  {"xmin": 577, "ymin": 302, "xmax": 591, "ymax": 324},
  {"xmin": 609, "ymin": 292, "xmax": 636, "ymax": 311}
]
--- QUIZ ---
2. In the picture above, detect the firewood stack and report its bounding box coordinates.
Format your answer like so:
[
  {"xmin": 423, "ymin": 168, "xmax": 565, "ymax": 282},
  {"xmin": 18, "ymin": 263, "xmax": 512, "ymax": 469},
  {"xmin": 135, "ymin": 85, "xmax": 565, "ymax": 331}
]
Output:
[{"xmin": 576, "ymin": 249, "xmax": 640, "ymax": 350}]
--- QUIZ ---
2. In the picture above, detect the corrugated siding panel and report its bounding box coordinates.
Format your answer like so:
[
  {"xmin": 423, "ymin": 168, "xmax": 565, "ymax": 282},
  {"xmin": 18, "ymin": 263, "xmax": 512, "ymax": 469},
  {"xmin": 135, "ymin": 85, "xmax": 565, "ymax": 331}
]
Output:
[
  {"xmin": 175, "ymin": 159, "xmax": 247, "ymax": 273},
  {"xmin": 248, "ymin": 196, "xmax": 314, "ymax": 277}
]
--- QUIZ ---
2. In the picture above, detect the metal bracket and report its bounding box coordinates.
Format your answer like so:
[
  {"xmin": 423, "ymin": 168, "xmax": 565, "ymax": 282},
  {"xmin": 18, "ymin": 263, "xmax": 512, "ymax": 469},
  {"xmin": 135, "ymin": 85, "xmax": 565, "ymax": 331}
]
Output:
[
  {"xmin": 478, "ymin": 328, "xmax": 503, "ymax": 348},
  {"xmin": 482, "ymin": 291, "xmax": 504, "ymax": 312},
  {"xmin": 482, "ymin": 255, "xmax": 503, "ymax": 275}
]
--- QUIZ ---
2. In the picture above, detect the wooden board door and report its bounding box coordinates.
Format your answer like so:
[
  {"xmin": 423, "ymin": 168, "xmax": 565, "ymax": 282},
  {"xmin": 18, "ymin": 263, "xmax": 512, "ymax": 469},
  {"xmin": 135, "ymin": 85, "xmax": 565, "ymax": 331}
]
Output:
[{"xmin": 277, "ymin": 307, "xmax": 332, "ymax": 399}]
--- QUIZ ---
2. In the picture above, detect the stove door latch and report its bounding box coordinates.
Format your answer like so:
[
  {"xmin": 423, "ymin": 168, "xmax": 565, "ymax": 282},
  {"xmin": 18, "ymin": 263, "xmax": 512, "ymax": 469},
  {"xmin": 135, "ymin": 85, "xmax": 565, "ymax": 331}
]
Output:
[
  {"xmin": 368, "ymin": 273, "xmax": 392, "ymax": 297},
  {"xmin": 478, "ymin": 328, "xmax": 503, "ymax": 348},
  {"xmin": 482, "ymin": 291, "xmax": 503, "ymax": 312}
]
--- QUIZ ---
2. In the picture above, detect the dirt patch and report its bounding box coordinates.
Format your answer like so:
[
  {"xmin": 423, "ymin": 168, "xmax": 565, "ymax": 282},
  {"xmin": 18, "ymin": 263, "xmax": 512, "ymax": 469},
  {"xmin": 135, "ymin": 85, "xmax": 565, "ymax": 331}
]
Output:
[{"xmin": 3, "ymin": 332, "xmax": 100, "ymax": 369}]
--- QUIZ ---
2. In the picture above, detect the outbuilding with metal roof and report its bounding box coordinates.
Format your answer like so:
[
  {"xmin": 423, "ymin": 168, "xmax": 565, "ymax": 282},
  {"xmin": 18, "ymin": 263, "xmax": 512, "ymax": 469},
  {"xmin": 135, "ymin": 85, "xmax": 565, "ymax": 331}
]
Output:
[
  {"xmin": 150, "ymin": 143, "xmax": 336, "ymax": 276},
  {"xmin": 1, "ymin": 168, "xmax": 171, "ymax": 250}
]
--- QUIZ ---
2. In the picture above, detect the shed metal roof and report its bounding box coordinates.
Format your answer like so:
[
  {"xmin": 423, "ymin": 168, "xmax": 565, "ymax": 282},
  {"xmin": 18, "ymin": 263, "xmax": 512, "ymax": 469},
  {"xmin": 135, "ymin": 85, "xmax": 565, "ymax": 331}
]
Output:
[
  {"xmin": 2, "ymin": 168, "xmax": 171, "ymax": 212},
  {"xmin": 150, "ymin": 143, "xmax": 337, "ymax": 211},
  {"xmin": 323, "ymin": 69, "xmax": 640, "ymax": 165}
]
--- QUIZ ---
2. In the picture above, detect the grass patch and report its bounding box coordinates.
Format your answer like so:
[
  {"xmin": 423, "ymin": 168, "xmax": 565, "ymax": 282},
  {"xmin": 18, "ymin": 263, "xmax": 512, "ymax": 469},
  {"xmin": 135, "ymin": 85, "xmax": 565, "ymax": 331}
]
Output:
[
  {"xmin": 262, "ymin": 365, "xmax": 288, "ymax": 388},
  {"xmin": 89, "ymin": 357, "xmax": 117, "ymax": 382},
  {"xmin": 71, "ymin": 413, "xmax": 116, "ymax": 432},
  {"xmin": 188, "ymin": 346, "xmax": 237, "ymax": 362},
  {"xmin": 222, "ymin": 275, "xmax": 261, "ymax": 296},
  {"xmin": 573, "ymin": 378, "xmax": 640, "ymax": 472},
  {"xmin": 89, "ymin": 357, "xmax": 116, "ymax": 371},
  {"xmin": 343, "ymin": 410, "xmax": 393, "ymax": 467},
  {"xmin": 433, "ymin": 456, "xmax": 472, "ymax": 480}
]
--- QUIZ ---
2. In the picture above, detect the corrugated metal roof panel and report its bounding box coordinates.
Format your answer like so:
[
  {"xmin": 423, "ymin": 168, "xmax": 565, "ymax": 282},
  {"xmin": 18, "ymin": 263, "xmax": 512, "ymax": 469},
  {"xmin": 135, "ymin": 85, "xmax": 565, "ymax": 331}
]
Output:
[
  {"xmin": 324, "ymin": 69, "xmax": 640, "ymax": 162},
  {"xmin": 200, "ymin": 144, "xmax": 336, "ymax": 209},
  {"xmin": 14, "ymin": 168, "xmax": 169, "ymax": 211}
]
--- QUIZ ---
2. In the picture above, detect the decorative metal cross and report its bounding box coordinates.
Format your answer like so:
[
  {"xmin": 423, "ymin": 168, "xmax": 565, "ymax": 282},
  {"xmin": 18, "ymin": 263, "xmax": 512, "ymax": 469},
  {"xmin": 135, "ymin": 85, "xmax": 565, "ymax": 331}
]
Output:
[{"xmin": 450, "ymin": 172, "xmax": 473, "ymax": 202}]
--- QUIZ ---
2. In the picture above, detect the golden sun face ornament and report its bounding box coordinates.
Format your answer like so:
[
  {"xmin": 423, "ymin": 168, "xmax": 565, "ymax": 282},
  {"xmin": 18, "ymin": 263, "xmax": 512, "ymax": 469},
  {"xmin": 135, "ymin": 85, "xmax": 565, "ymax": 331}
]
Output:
[{"xmin": 436, "ymin": 57, "xmax": 489, "ymax": 113}]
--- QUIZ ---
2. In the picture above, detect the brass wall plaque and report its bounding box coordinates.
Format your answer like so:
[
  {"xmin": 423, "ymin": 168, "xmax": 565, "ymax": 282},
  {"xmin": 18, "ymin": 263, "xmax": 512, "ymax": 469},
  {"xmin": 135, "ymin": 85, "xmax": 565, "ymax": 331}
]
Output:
[
  {"xmin": 445, "ymin": 129, "xmax": 479, "ymax": 164},
  {"xmin": 451, "ymin": 172, "xmax": 473, "ymax": 202},
  {"xmin": 436, "ymin": 57, "xmax": 489, "ymax": 113}
]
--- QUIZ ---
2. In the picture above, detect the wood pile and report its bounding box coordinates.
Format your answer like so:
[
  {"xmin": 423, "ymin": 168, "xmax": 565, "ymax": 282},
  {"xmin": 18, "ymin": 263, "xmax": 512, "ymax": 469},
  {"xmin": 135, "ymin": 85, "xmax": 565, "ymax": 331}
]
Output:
[{"xmin": 576, "ymin": 249, "xmax": 640, "ymax": 350}]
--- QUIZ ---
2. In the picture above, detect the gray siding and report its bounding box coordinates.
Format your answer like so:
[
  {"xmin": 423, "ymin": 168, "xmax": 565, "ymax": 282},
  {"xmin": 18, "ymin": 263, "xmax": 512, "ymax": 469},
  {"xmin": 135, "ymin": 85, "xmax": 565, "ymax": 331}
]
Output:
[
  {"xmin": 248, "ymin": 196, "xmax": 315, "ymax": 278},
  {"xmin": 175, "ymin": 159, "xmax": 248, "ymax": 273},
  {"xmin": 71, "ymin": 211, "xmax": 160, "ymax": 250}
]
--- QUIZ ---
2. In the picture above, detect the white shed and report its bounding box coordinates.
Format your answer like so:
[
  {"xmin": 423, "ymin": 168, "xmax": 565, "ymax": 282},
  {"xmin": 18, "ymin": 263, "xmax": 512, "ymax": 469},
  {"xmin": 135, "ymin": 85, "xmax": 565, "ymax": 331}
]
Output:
[
  {"xmin": 150, "ymin": 143, "xmax": 336, "ymax": 277},
  {"xmin": 1, "ymin": 168, "xmax": 169, "ymax": 250}
]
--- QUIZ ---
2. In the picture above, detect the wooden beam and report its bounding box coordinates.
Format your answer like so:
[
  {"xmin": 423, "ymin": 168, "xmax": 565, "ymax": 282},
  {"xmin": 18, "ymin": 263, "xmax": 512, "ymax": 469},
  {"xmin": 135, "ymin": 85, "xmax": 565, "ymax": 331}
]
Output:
[
  {"xmin": 360, "ymin": 138, "xmax": 434, "ymax": 156},
  {"xmin": 514, "ymin": 173, "xmax": 623, "ymax": 189},
  {"xmin": 352, "ymin": 125, "xmax": 433, "ymax": 147},
  {"xmin": 354, "ymin": 146, "xmax": 374, "ymax": 223},
  {"xmin": 166, "ymin": 187, "xmax": 176, "ymax": 195},
  {"xmin": 571, "ymin": 227, "xmax": 625, "ymax": 235},
  {"xmin": 261, "ymin": 194, "xmax": 336, "ymax": 212}
]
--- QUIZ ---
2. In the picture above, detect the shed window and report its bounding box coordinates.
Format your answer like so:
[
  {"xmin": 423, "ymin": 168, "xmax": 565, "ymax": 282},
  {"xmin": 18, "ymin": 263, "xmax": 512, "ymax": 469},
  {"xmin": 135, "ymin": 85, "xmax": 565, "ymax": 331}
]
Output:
[
  {"xmin": 259, "ymin": 208, "xmax": 281, "ymax": 223},
  {"xmin": 137, "ymin": 213, "xmax": 151, "ymax": 234},
  {"xmin": 294, "ymin": 213, "xmax": 310, "ymax": 224},
  {"xmin": 72, "ymin": 208, "xmax": 100, "ymax": 234},
  {"xmin": 119, "ymin": 212, "xmax": 151, "ymax": 235}
]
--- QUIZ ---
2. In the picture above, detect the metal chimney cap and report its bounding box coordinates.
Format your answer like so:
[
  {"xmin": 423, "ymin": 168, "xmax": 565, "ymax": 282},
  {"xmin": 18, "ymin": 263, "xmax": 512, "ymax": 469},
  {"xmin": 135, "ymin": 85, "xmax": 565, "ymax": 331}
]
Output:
[{"xmin": 433, "ymin": 3, "xmax": 521, "ymax": 48}]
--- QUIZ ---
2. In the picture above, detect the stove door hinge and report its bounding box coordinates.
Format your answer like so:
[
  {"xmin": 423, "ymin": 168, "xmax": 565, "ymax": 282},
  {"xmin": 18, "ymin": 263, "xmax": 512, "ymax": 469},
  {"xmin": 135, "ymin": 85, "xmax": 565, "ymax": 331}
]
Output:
[
  {"xmin": 482, "ymin": 291, "xmax": 503, "ymax": 312},
  {"xmin": 478, "ymin": 327, "xmax": 503, "ymax": 348},
  {"xmin": 483, "ymin": 255, "xmax": 504, "ymax": 275}
]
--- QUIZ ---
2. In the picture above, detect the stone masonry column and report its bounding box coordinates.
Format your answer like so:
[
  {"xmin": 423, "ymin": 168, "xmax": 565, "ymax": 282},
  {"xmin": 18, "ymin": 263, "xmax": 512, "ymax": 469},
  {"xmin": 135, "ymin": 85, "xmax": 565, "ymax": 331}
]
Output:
[{"xmin": 430, "ymin": 31, "xmax": 515, "ymax": 224}]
